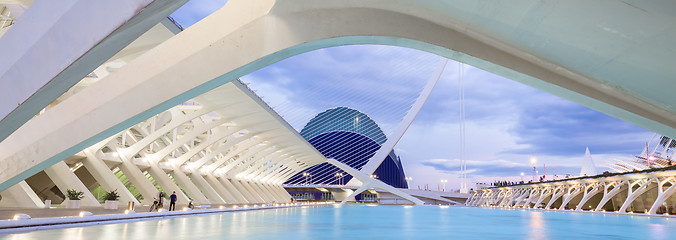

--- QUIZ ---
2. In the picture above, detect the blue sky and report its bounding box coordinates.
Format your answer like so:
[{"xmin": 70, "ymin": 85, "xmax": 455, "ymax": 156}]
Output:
[{"xmin": 171, "ymin": 1, "xmax": 654, "ymax": 189}]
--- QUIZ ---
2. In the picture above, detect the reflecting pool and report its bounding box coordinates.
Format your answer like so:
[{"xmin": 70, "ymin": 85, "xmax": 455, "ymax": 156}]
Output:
[{"xmin": 2, "ymin": 205, "xmax": 676, "ymax": 239}]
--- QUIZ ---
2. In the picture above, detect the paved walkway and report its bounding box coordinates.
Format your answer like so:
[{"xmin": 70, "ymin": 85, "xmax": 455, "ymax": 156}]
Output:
[
  {"xmin": 0, "ymin": 202, "xmax": 317, "ymax": 231},
  {"xmin": 0, "ymin": 203, "xmax": 247, "ymax": 220}
]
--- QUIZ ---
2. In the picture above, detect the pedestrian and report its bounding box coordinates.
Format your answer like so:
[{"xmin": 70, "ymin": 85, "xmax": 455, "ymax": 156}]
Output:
[{"xmin": 169, "ymin": 191, "xmax": 177, "ymax": 211}]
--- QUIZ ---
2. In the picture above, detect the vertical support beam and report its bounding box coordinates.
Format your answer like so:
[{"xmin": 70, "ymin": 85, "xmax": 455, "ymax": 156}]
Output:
[{"xmin": 44, "ymin": 161, "xmax": 100, "ymax": 207}]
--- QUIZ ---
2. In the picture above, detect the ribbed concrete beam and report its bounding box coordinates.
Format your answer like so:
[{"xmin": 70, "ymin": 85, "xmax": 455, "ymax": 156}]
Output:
[{"xmin": 0, "ymin": 0, "xmax": 187, "ymax": 142}]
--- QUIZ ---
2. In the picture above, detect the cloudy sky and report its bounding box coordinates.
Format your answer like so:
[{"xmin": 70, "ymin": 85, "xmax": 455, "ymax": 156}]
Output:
[{"xmin": 171, "ymin": 1, "xmax": 655, "ymax": 189}]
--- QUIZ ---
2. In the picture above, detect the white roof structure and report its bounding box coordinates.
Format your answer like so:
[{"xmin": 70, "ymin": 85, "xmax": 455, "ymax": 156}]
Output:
[{"xmin": 1, "ymin": 0, "xmax": 676, "ymax": 207}]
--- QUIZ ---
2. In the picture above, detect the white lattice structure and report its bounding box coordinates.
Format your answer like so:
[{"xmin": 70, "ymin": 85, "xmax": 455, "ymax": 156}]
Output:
[{"xmin": 467, "ymin": 170, "xmax": 676, "ymax": 215}]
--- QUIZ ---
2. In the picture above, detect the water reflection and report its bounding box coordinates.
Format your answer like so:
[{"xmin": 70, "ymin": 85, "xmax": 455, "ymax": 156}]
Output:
[
  {"xmin": 648, "ymin": 223, "xmax": 668, "ymax": 240},
  {"xmin": 2, "ymin": 206, "xmax": 676, "ymax": 240},
  {"xmin": 527, "ymin": 211, "xmax": 548, "ymax": 240}
]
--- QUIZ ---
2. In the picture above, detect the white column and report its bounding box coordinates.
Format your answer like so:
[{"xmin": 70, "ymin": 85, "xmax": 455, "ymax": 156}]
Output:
[
  {"xmin": 259, "ymin": 183, "xmax": 285, "ymax": 202},
  {"xmin": 619, "ymin": 178, "xmax": 655, "ymax": 213},
  {"xmin": 189, "ymin": 172, "xmax": 226, "ymax": 204},
  {"xmin": 218, "ymin": 177, "xmax": 249, "ymax": 204},
  {"xmin": 168, "ymin": 166, "xmax": 210, "ymax": 204},
  {"xmin": 595, "ymin": 181, "xmax": 627, "ymax": 211},
  {"xmin": 248, "ymin": 181, "xmax": 273, "ymax": 203},
  {"xmin": 649, "ymin": 177, "xmax": 676, "ymax": 214},
  {"xmin": 44, "ymin": 161, "xmax": 100, "ymax": 207},
  {"xmin": 240, "ymin": 180, "xmax": 266, "ymax": 203},
  {"xmin": 116, "ymin": 156, "xmax": 159, "ymax": 205},
  {"xmin": 204, "ymin": 174, "xmax": 237, "ymax": 203},
  {"xmin": 81, "ymin": 149, "xmax": 139, "ymax": 205},
  {"xmin": 146, "ymin": 164, "xmax": 192, "ymax": 204},
  {"xmin": 0, "ymin": 181, "xmax": 44, "ymax": 208},
  {"xmin": 230, "ymin": 179, "xmax": 259, "ymax": 203},
  {"xmin": 273, "ymin": 184, "xmax": 292, "ymax": 202}
]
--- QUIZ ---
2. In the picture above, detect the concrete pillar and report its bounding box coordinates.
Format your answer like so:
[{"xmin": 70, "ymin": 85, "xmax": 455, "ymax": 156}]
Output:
[
  {"xmin": 259, "ymin": 183, "xmax": 284, "ymax": 202},
  {"xmin": 218, "ymin": 177, "xmax": 248, "ymax": 204},
  {"xmin": 44, "ymin": 161, "xmax": 100, "ymax": 207},
  {"xmin": 229, "ymin": 179, "xmax": 257, "ymax": 203},
  {"xmin": 146, "ymin": 164, "xmax": 192, "ymax": 204},
  {"xmin": 0, "ymin": 181, "xmax": 44, "ymax": 208},
  {"xmin": 81, "ymin": 149, "xmax": 139, "ymax": 206},
  {"xmin": 240, "ymin": 180, "xmax": 266, "ymax": 203},
  {"xmin": 249, "ymin": 181, "xmax": 273, "ymax": 203},
  {"xmin": 204, "ymin": 174, "xmax": 237, "ymax": 203},
  {"xmin": 189, "ymin": 172, "xmax": 226, "ymax": 204},
  {"xmin": 166, "ymin": 165, "xmax": 209, "ymax": 205},
  {"xmin": 271, "ymin": 184, "xmax": 292, "ymax": 202},
  {"xmin": 116, "ymin": 157, "xmax": 158, "ymax": 205}
]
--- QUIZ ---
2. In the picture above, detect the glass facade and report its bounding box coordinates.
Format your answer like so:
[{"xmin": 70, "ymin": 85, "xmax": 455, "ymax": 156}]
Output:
[{"xmin": 285, "ymin": 107, "xmax": 408, "ymax": 188}]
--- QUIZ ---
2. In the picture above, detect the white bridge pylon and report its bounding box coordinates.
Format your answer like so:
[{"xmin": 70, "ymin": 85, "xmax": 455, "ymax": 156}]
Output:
[{"xmin": 339, "ymin": 59, "xmax": 446, "ymax": 205}]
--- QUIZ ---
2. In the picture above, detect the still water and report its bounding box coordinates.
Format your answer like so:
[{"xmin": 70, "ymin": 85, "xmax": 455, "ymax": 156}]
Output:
[{"xmin": 2, "ymin": 205, "xmax": 676, "ymax": 240}]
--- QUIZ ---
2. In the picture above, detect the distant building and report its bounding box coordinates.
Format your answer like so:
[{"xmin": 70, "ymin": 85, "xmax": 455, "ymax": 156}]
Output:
[{"xmin": 285, "ymin": 107, "xmax": 409, "ymax": 188}]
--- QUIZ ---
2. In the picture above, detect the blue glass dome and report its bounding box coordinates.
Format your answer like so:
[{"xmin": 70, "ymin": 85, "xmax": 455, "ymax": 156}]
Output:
[{"xmin": 286, "ymin": 107, "xmax": 408, "ymax": 188}]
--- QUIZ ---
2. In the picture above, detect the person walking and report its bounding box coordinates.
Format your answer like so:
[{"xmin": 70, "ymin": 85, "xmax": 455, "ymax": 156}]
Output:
[{"xmin": 169, "ymin": 191, "xmax": 177, "ymax": 211}]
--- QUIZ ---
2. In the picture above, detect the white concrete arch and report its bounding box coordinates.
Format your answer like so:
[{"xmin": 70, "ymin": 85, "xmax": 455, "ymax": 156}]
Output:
[
  {"xmin": 575, "ymin": 183, "xmax": 604, "ymax": 211},
  {"xmin": 619, "ymin": 178, "xmax": 658, "ymax": 213},
  {"xmin": 7, "ymin": 0, "xmax": 676, "ymax": 192},
  {"xmin": 648, "ymin": 177, "xmax": 676, "ymax": 214}
]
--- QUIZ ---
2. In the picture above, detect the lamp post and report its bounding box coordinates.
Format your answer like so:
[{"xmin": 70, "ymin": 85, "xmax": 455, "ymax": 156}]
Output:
[
  {"xmin": 405, "ymin": 177, "xmax": 413, "ymax": 189},
  {"xmin": 530, "ymin": 157, "xmax": 537, "ymax": 182},
  {"xmin": 520, "ymin": 172, "xmax": 524, "ymax": 183},
  {"xmin": 335, "ymin": 172, "xmax": 343, "ymax": 185},
  {"xmin": 441, "ymin": 179, "xmax": 447, "ymax": 192},
  {"xmin": 303, "ymin": 172, "xmax": 311, "ymax": 185}
]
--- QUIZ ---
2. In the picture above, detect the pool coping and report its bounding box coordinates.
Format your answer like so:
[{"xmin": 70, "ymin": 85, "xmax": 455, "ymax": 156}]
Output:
[
  {"xmin": 0, "ymin": 202, "xmax": 332, "ymax": 233},
  {"xmin": 477, "ymin": 205, "xmax": 676, "ymax": 218}
]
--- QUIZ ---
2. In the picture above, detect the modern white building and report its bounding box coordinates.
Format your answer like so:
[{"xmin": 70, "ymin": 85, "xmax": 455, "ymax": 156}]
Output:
[{"xmin": 1, "ymin": 0, "xmax": 676, "ymax": 209}]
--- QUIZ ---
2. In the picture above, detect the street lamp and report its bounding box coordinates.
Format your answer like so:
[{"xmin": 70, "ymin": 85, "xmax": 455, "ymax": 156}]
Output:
[
  {"xmin": 441, "ymin": 179, "xmax": 447, "ymax": 192},
  {"xmin": 520, "ymin": 172, "xmax": 524, "ymax": 182},
  {"xmin": 370, "ymin": 174, "xmax": 378, "ymax": 179},
  {"xmin": 303, "ymin": 172, "xmax": 311, "ymax": 185},
  {"xmin": 530, "ymin": 157, "xmax": 537, "ymax": 182},
  {"xmin": 335, "ymin": 172, "xmax": 343, "ymax": 185},
  {"xmin": 405, "ymin": 177, "xmax": 413, "ymax": 189}
]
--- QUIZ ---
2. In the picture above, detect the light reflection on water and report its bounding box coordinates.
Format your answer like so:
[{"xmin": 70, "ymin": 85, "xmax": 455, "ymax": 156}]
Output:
[{"xmin": 2, "ymin": 206, "xmax": 676, "ymax": 240}]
